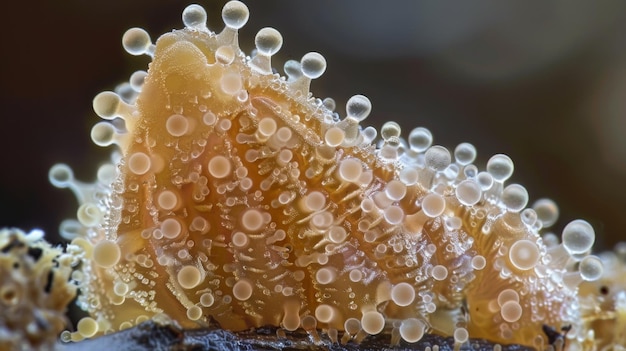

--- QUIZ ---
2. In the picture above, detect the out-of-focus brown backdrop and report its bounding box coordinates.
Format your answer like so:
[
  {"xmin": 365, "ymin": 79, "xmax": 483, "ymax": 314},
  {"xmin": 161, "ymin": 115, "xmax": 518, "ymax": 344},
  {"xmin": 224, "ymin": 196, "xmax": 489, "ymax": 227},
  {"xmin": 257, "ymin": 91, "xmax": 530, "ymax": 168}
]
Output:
[{"xmin": 0, "ymin": 0, "xmax": 625, "ymax": 250}]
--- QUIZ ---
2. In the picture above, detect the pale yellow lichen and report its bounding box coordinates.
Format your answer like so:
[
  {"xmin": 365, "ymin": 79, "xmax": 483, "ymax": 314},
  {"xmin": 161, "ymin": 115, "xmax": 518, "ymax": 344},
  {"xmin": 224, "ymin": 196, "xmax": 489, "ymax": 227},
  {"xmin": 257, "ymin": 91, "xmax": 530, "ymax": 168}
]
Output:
[{"xmin": 0, "ymin": 228, "xmax": 77, "ymax": 350}]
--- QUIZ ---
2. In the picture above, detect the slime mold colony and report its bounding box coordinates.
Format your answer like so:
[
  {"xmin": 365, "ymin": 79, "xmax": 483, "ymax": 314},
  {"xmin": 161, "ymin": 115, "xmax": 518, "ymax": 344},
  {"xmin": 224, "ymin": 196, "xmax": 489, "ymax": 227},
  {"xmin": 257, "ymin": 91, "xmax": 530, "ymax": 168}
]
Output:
[{"xmin": 1, "ymin": 1, "xmax": 625, "ymax": 351}]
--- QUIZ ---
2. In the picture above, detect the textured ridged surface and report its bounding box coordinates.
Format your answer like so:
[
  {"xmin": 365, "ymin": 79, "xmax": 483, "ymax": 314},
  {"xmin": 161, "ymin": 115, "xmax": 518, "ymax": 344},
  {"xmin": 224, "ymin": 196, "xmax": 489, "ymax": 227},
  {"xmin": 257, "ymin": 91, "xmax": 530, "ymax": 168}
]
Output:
[{"xmin": 46, "ymin": 2, "xmax": 626, "ymax": 350}]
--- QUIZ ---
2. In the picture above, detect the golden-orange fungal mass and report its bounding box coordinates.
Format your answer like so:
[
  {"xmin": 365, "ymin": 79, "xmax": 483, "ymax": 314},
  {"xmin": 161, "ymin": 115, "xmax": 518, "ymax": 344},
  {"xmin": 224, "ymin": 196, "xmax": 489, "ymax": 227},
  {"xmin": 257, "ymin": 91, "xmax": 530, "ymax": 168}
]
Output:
[{"xmin": 47, "ymin": 1, "xmax": 626, "ymax": 350}]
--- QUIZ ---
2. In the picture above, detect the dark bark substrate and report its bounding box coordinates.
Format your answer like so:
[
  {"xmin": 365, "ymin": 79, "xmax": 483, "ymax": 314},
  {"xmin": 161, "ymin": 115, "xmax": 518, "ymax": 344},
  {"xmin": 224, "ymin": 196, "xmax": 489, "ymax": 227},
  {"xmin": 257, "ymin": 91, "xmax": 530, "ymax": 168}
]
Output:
[{"xmin": 56, "ymin": 321, "xmax": 535, "ymax": 351}]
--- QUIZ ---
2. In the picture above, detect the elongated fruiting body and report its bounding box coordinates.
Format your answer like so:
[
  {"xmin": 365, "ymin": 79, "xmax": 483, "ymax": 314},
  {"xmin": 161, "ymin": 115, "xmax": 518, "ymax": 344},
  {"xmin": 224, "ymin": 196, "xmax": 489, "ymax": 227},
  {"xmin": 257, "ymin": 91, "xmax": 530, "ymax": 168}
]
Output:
[{"xmin": 49, "ymin": 2, "xmax": 626, "ymax": 349}]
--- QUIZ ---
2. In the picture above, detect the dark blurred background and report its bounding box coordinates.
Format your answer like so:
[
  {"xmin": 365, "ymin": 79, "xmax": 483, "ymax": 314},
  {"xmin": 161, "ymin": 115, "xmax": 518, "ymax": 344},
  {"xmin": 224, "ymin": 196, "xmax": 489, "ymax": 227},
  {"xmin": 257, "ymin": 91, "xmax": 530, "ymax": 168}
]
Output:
[{"xmin": 1, "ymin": 0, "xmax": 625, "ymax": 251}]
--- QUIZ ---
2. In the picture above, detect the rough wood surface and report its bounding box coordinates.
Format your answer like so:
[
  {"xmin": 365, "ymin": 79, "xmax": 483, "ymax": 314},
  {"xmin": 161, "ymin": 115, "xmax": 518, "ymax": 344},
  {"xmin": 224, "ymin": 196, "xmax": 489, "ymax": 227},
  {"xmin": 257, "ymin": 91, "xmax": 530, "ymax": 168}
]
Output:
[{"xmin": 56, "ymin": 321, "xmax": 535, "ymax": 351}]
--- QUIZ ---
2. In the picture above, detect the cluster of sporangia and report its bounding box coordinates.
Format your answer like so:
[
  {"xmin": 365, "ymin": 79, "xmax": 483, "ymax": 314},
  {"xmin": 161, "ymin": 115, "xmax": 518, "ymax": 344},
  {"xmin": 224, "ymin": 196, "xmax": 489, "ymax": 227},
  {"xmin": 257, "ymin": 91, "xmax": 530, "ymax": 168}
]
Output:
[{"xmin": 2, "ymin": 2, "xmax": 625, "ymax": 351}]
